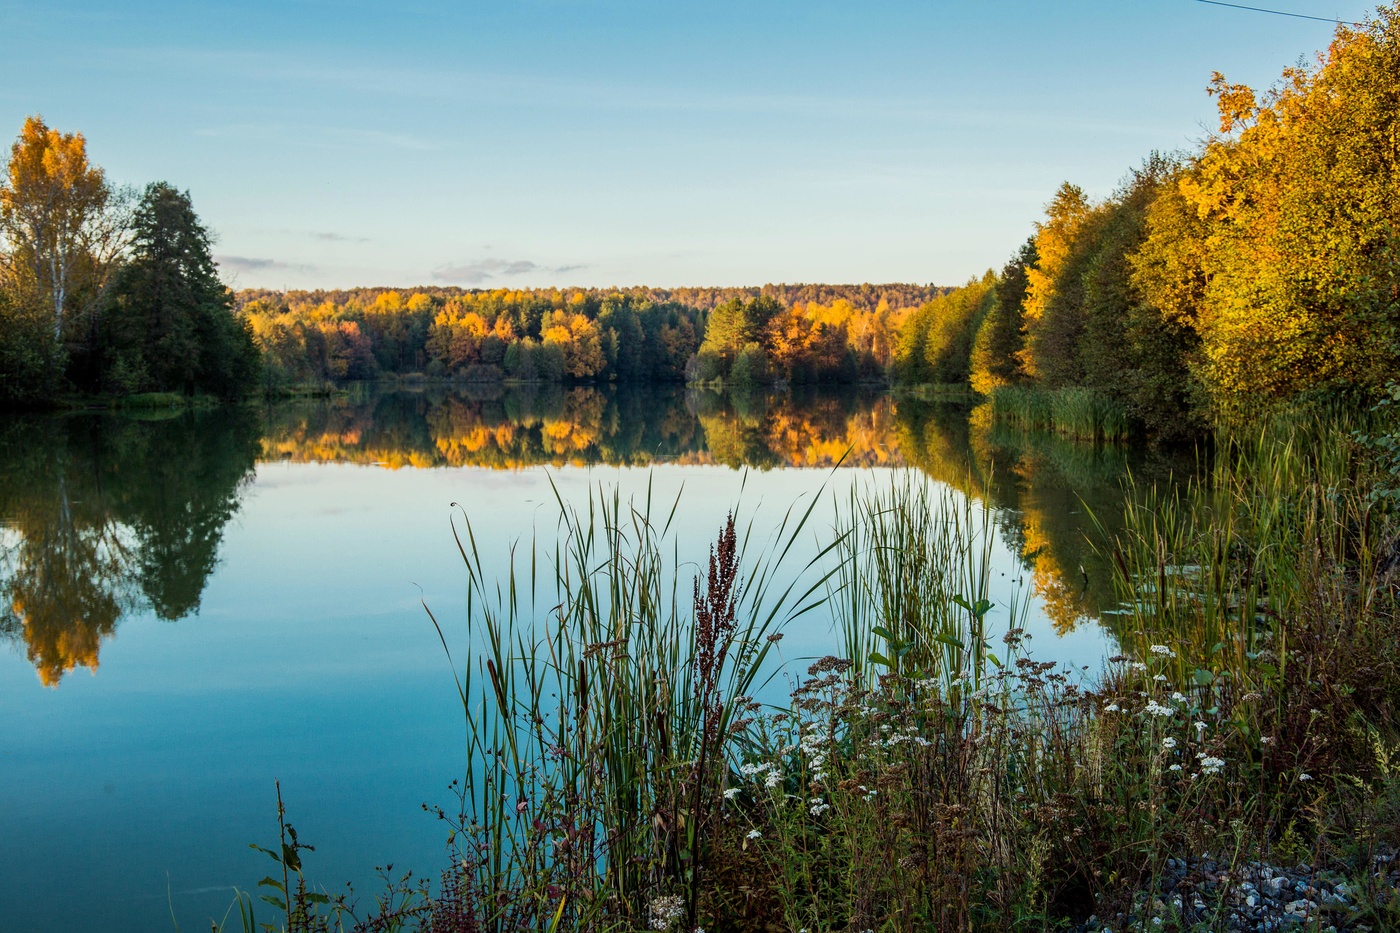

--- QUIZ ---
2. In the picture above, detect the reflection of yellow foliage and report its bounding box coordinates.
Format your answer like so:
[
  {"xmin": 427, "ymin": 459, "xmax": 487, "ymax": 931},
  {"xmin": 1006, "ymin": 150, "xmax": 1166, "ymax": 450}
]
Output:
[
  {"xmin": 257, "ymin": 389, "xmax": 1121, "ymax": 641},
  {"xmin": 1019, "ymin": 505, "xmax": 1089, "ymax": 637},
  {"xmin": 13, "ymin": 591, "xmax": 110, "ymax": 687}
]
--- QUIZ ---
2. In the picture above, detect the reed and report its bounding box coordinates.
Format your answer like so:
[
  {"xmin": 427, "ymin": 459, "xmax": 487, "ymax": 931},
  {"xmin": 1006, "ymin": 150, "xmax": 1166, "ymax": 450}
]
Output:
[
  {"xmin": 988, "ymin": 385, "xmax": 1131, "ymax": 442},
  {"xmin": 427, "ymin": 474, "xmax": 841, "ymax": 932},
  {"xmin": 1096, "ymin": 404, "xmax": 1400, "ymax": 832},
  {"xmin": 223, "ymin": 403, "xmax": 1400, "ymax": 932},
  {"xmin": 831, "ymin": 473, "xmax": 1002, "ymax": 692}
]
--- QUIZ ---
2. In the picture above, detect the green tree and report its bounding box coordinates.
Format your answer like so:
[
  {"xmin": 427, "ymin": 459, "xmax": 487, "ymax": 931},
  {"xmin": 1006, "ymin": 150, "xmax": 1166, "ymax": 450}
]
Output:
[
  {"xmin": 101, "ymin": 183, "xmax": 258, "ymax": 397},
  {"xmin": 970, "ymin": 238, "xmax": 1036, "ymax": 395},
  {"xmin": 0, "ymin": 279, "xmax": 60, "ymax": 405}
]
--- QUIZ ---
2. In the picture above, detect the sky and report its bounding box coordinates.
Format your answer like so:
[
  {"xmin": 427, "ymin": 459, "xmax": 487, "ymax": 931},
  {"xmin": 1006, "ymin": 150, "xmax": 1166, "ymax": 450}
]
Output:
[{"xmin": 0, "ymin": 0, "xmax": 1378, "ymax": 290}]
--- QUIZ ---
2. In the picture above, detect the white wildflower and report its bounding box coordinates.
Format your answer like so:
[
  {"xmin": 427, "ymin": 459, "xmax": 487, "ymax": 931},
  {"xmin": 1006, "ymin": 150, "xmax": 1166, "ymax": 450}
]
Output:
[
  {"xmin": 1162, "ymin": 737, "xmax": 1178, "ymax": 750},
  {"xmin": 1143, "ymin": 700, "xmax": 1174, "ymax": 717},
  {"xmin": 648, "ymin": 894, "xmax": 684, "ymax": 931},
  {"xmin": 745, "ymin": 829, "xmax": 762, "ymax": 840},
  {"xmin": 1199, "ymin": 756, "xmax": 1225, "ymax": 775},
  {"xmin": 723, "ymin": 787, "xmax": 741, "ymax": 800},
  {"xmin": 1153, "ymin": 674, "xmax": 1168, "ymax": 683},
  {"xmin": 1299, "ymin": 772, "xmax": 1313, "ymax": 782},
  {"xmin": 1169, "ymin": 764, "xmax": 1183, "ymax": 772},
  {"xmin": 1194, "ymin": 721, "xmax": 1207, "ymax": 733},
  {"xmin": 1104, "ymin": 703, "xmax": 1120, "ymax": 713},
  {"xmin": 1130, "ymin": 662, "xmax": 1148, "ymax": 672},
  {"xmin": 1149, "ymin": 645, "xmax": 1176, "ymax": 657},
  {"xmin": 764, "ymin": 769, "xmax": 782, "ymax": 789}
]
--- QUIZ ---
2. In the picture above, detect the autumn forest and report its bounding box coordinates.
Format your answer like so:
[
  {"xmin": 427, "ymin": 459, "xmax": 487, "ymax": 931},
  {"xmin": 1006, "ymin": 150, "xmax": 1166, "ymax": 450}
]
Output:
[{"xmin": 3, "ymin": 8, "xmax": 1398, "ymax": 437}]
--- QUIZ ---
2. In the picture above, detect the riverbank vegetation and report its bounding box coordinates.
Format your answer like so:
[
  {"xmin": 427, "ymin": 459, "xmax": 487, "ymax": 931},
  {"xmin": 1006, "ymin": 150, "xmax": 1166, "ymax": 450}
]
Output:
[
  {"xmin": 224, "ymin": 395, "xmax": 1400, "ymax": 932},
  {"xmin": 954, "ymin": 8, "xmax": 1400, "ymax": 439}
]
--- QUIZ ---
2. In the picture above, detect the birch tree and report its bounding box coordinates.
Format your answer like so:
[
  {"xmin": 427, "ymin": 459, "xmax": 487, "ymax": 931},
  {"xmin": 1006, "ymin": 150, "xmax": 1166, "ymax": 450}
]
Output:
[{"xmin": 0, "ymin": 116, "xmax": 128, "ymax": 344}]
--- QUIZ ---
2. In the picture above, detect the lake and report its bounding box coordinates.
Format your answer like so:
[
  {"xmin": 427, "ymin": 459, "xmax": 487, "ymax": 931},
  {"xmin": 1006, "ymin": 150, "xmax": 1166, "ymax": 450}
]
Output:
[{"xmin": 0, "ymin": 384, "xmax": 1186, "ymax": 932}]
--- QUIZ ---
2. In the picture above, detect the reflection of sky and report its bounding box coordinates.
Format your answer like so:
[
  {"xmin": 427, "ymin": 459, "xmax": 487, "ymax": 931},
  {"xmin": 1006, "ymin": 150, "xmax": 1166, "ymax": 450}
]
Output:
[{"xmin": 0, "ymin": 461, "xmax": 1110, "ymax": 932}]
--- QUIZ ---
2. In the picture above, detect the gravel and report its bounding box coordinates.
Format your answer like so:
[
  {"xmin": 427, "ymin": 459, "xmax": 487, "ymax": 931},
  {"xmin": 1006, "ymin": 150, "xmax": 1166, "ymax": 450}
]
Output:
[{"xmin": 1076, "ymin": 851, "xmax": 1399, "ymax": 932}]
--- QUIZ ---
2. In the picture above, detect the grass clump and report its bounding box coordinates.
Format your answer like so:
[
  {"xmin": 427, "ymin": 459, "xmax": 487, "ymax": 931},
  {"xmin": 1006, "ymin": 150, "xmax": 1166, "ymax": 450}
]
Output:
[{"xmin": 990, "ymin": 385, "xmax": 1131, "ymax": 442}]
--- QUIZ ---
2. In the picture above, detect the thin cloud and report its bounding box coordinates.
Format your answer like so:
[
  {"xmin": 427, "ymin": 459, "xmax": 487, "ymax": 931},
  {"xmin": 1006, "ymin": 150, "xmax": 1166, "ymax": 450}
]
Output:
[
  {"xmin": 193, "ymin": 123, "xmax": 438, "ymax": 152},
  {"xmin": 311, "ymin": 231, "xmax": 370, "ymax": 243},
  {"xmin": 433, "ymin": 258, "xmax": 588, "ymax": 284},
  {"xmin": 216, "ymin": 255, "xmax": 315, "ymax": 274}
]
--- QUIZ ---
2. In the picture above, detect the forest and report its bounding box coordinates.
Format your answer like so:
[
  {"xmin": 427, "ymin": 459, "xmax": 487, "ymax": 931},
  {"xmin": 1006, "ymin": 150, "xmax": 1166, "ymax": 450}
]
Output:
[
  {"xmin": 0, "ymin": 117, "xmax": 259, "ymax": 405},
  {"xmin": 951, "ymin": 14, "xmax": 1400, "ymax": 437},
  {"xmin": 3, "ymin": 9, "xmax": 1398, "ymax": 436}
]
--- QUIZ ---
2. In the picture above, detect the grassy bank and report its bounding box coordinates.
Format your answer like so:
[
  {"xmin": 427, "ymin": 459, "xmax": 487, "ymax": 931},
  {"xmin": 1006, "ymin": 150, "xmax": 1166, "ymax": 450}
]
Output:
[
  {"xmin": 226, "ymin": 405, "xmax": 1400, "ymax": 933},
  {"xmin": 989, "ymin": 385, "xmax": 1131, "ymax": 443}
]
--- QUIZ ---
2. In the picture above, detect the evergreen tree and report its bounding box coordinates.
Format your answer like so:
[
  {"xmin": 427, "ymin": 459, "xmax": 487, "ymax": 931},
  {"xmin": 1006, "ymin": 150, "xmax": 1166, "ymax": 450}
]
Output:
[
  {"xmin": 101, "ymin": 182, "xmax": 258, "ymax": 397},
  {"xmin": 970, "ymin": 238, "xmax": 1036, "ymax": 395}
]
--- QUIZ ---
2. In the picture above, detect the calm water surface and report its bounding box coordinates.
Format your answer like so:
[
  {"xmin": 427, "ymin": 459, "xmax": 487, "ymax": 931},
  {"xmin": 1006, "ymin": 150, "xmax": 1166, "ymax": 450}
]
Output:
[{"xmin": 0, "ymin": 385, "xmax": 1186, "ymax": 932}]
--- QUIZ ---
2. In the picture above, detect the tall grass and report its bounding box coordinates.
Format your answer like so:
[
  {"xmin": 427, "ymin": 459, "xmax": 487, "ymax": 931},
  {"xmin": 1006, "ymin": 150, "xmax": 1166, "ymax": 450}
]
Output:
[
  {"xmin": 227, "ymin": 404, "xmax": 1400, "ymax": 932},
  {"xmin": 1098, "ymin": 405, "xmax": 1400, "ymax": 833},
  {"xmin": 428, "ymin": 475, "xmax": 840, "ymax": 931},
  {"xmin": 990, "ymin": 385, "xmax": 1130, "ymax": 442},
  {"xmin": 831, "ymin": 474, "xmax": 1003, "ymax": 691}
]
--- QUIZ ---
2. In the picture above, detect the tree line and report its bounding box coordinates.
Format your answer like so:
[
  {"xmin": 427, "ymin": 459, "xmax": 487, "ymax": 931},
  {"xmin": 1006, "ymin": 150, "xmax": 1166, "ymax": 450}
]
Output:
[
  {"xmin": 240, "ymin": 288, "xmax": 705, "ymax": 389},
  {"xmin": 236, "ymin": 285, "xmax": 929, "ymax": 391},
  {"xmin": 5, "ymin": 3, "xmax": 1396, "ymax": 420},
  {"xmin": 0, "ymin": 117, "xmax": 259, "ymax": 406},
  {"xmin": 898, "ymin": 8, "xmax": 1400, "ymax": 436}
]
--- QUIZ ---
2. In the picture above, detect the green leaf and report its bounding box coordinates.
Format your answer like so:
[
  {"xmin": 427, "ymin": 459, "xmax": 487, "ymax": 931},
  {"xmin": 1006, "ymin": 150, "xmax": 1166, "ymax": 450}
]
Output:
[
  {"xmin": 259, "ymin": 895, "xmax": 287, "ymax": 911},
  {"xmin": 868, "ymin": 651, "xmax": 894, "ymax": 668},
  {"xmin": 281, "ymin": 844, "xmax": 301, "ymax": 872},
  {"xmin": 304, "ymin": 893, "xmax": 330, "ymax": 905},
  {"xmin": 249, "ymin": 844, "xmax": 282, "ymax": 864},
  {"xmin": 1193, "ymin": 669, "xmax": 1215, "ymax": 686},
  {"xmin": 934, "ymin": 634, "xmax": 965, "ymax": 649},
  {"xmin": 871, "ymin": 625, "xmax": 897, "ymax": 642},
  {"xmin": 257, "ymin": 876, "xmax": 284, "ymax": 892}
]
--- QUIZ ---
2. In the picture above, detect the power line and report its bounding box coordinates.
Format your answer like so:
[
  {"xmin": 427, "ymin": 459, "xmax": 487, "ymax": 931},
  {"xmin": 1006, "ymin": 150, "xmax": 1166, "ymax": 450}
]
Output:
[{"xmin": 1191, "ymin": 0, "xmax": 1365, "ymax": 26}]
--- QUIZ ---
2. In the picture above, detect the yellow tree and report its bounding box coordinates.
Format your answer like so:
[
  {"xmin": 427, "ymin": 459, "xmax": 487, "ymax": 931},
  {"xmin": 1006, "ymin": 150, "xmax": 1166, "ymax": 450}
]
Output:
[
  {"xmin": 0, "ymin": 116, "xmax": 127, "ymax": 343},
  {"xmin": 542, "ymin": 310, "xmax": 605, "ymax": 378},
  {"xmin": 1139, "ymin": 8, "xmax": 1400, "ymax": 411},
  {"xmin": 1019, "ymin": 183, "xmax": 1092, "ymax": 379}
]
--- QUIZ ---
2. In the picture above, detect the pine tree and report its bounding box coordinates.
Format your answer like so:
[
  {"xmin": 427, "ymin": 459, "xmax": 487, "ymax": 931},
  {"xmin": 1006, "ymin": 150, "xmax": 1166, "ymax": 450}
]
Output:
[{"xmin": 102, "ymin": 183, "xmax": 258, "ymax": 396}]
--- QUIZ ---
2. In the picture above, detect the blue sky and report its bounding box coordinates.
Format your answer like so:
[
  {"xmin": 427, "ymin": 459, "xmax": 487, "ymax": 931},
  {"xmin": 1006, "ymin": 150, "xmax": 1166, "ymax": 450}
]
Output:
[{"xmin": 0, "ymin": 0, "xmax": 1376, "ymax": 290}]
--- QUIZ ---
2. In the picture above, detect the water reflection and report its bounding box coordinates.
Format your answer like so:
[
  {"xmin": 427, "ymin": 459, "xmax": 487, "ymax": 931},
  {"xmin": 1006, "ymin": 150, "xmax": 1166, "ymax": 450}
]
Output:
[
  {"xmin": 0, "ymin": 409, "xmax": 260, "ymax": 684},
  {"xmin": 0, "ymin": 385, "xmax": 1188, "ymax": 685},
  {"xmin": 894, "ymin": 400, "xmax": 1178, "ymax": 636}
]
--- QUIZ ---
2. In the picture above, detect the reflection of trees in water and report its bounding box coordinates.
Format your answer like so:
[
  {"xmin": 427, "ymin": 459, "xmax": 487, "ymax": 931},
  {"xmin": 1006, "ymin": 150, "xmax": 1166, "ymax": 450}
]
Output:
[
  {"xmin": 0, "ymin": 411, "xmax": 260, "ymax": 685},
  {"xmin": 894, "ymin": 398, "xmax": 1189, "ymax": 634},
  {"xmin": 264, "ymin": 385, "xmax": 708, "ymax": 469},
  {"xmin": 257, "ymin": 385, "xmax": 1189, "ymax": 635},
  {"xmin": 688, "ymin": 386, "xmax": 901, "ymax": 470}
]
